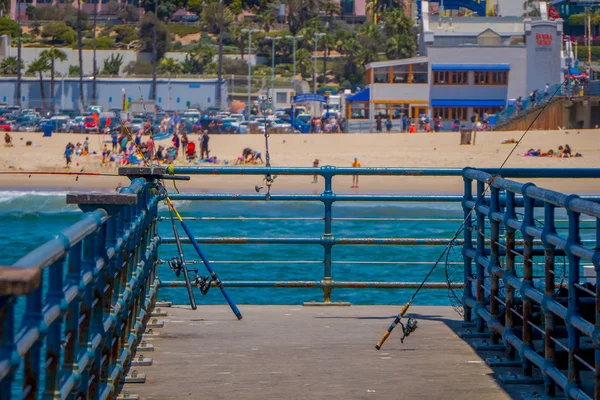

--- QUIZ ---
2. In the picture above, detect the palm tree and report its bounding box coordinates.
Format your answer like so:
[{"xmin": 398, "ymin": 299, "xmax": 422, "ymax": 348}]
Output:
[
  {"xmin": 0, "ymin": 57, "xmax": 23, "ymax": 75},
  {"xmin": 258, "ymin": 10, "xmax": 276, "ymax": 32},
  {"xmin": 40, "ymin": 47, "xmax": 68, "ymax": 110},
  {"xmin": 92, "ymin": 0, "xmax": 98, "ymax": 104},
  {"xmin": 158, "ymin": 58, "xmax": 183, "ymax": 74},
  {"xmin": 77, "ymin": 0, "xmax": 85, "ymax": 111},
  {"xmin": 27, "ymin": 57, "xmax": 50, "ymax": 109},
  {"xmin": 295, "ymin": 48, "xmax": 312, "ymax": 78}
]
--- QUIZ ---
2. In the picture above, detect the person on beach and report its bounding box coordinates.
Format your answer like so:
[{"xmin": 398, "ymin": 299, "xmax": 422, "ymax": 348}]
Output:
[
  {"xmin": 181, "ymin": 133, "xmax": 189, "ymax": 156},
  {"xmin": 65, "ymin": 144, "xmax": 73, "ymax": 168},
  {"xmin": 4, "ymin": 132, "xmax": 12, "ymax": 147},
  {"xmin": 351, "ymin": 157, "xmax": 360, "ymax": 188},
  {"xmin": 375, "ymin": 116, "xmax": 382, "ymax": 132},
  {"xmin": 146, "ymin": 135, "xmax": 155, "ymax": 160},
  {"xmin": 102, "ymin": 144, "xmax": 108, "ymax": 164},
  {"xmin": 83, "ymin": 137, "xmax": 89, "ymax": 155},
  {"xmin": 385, "ymin": 118, "xmax": 392, "ymax": 133},
  {"xmin": 111, "ymin": 129, "xmax": 118, "ymax": 152},
  {"xmin": 172, "ymin": 133, "xmax": 180, "ymax": 157},
  {"xmin": 200, "ymin": 131, "xmax": 210, "ymax": 159},
  {"xmin": 312, "ymin": 159, "xmax": 319, "ymax": 183},
  {"xmin": 251, "ymin": 149, "xmax": 263, "ymax": 163}
]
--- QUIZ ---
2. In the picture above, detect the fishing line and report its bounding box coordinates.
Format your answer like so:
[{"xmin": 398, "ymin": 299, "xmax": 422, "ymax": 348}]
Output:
[{"xmin": 375, "ymin": 79, "xmax": 568, "ymax": 350}]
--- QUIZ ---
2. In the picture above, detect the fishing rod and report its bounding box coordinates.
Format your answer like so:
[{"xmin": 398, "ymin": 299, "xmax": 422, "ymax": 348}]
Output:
[
  {"xmin": 375, "ymin": 80, "xmax": 569, "ymax": 350},
  {"xmin": 0, "ymin": 171, "xmax": 120, "ymax": 177},
  {"xmin": 120, "ymin": 90, "xmax": 242, "ymax": 320}
]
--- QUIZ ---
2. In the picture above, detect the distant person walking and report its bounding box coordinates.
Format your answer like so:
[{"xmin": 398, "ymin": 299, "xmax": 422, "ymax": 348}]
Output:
[
  {"xmin": 200, "ymin": 131, "xmax": 210, "ymax": 159},
  {"xmin": 312, "ymin": 158, "xmax": 319, "ymax": 183},
  {"xmin": 351, "ymin": 157, "xmax": 360, "ymax": 188},
  {"xmin": 385, "ymin": 117, "xmax": 392, "ymax": 133}
]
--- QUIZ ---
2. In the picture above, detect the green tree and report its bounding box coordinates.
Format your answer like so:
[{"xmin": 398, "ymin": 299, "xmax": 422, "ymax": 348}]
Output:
[
  {"xmin": 285, "ymin": 0, "xmax": 323, "ymax": 34},
  {"xmin": 41, "ymin": 22, "xmax": 76, "ymax": 44},
  {"xmin": 102, "ymin": 53, "xmax": 124, "ymax": 75},
  {"xmin": 112, "ymin": 24, "xmax": 138, "ymax": 43},
  {"xmin": 201, "ymin": 2, "xmax": 235, "ymax": 34},
  {"xmin": 107, "ymin": 1, "xmax": 139, "ymax": 22},
  {"xmin": 30, "ymin": 20, "xmax": 41, "ymax": 37},
  {"xmin": 230, "ymin": 21, "xmax": 250, "ymax": 59},
  {"xmin": 229, "ymin": 0, "xmax": 243, "ymax": 17},
  {"xmin": 68, "ymin": 65, "xmax": 80, "ymax": 75},
  {"xmin": 40, "ymin": 47, "xmax": 68, "ymax": 109},
  {"xmin": 0, "ymin": 17, "xmax": 19, "ymax": 37},
  {"xmin": 140, "ymin": 13, "xmax": 168, "ymax": 60},
  {"xmin": 181, "ymin": 44, "xmax": 215, "ymax": 74},
  {"xmin": 187, "ymin": 0, "xmax": 204, "ymax": 15},
  {"xmin": 27, "ymin": 57, "xmax": 50, "ymax": 109},
  {"xmin": 258, "ymin": 10, "xmax": 276, "ymax": 32},
  {"xmin": 123, "ymin": 60, "xmax": 153, "ymax": 75},
  {"xmin": 142, "ymin": 0, "xmax": 184, "ymax": 21},
  {"xmin": 381, "ymin": 9, "xmax": 416, "ymax": 59},
  {"xmin": 0, "ymin": 57, "xmax": 22, "ymax": 75},
  {"xmin": 158, "ymin": 57, "xmax": 183, "ymax": 74},
  {"xmin": 295, "ymin": 48, "xmax": 312, "ymax": 78}
]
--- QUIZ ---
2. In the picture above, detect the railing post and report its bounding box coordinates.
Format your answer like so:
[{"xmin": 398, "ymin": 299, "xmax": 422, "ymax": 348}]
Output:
[
  {"xmin": 565, "ymin": 195, "xmax": 582, "ymax": 388},
  {"xmin": 488, "ymin": 185, "xmax": 500, "ymax": 345},
  {"xmin": 322, "ymin": 167, "xmax": 335, "ymax": 303},
  {"xmin": 462, "ymin": 173, "xmax": 474, "ymax": 322},
  {"xmin": 503, "ymin": 190, "xmax": 517, "ymax": 361},
  {"xmin": 0, "ymin": 296, "xmax": 15, "ymax": 399},
  {"xmin": 595, "ymin": 215, "xmax": 600, "ymax": 400},
  {"xmin": 541, "ymin": 202, "xmax": 557, "ymax": 396},
  {"xmin": 475, "ymin": 180, "xmax": 486, "ymax": 333},
  {"xmin": 520, "ymin": 183, "xmax": 536, "ymax": 377}
]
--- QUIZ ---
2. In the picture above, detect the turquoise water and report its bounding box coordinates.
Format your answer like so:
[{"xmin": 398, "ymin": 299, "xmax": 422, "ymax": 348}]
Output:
[{"xmin": 0, "ymin": 190, "xmax": 473, "ymax": 306}]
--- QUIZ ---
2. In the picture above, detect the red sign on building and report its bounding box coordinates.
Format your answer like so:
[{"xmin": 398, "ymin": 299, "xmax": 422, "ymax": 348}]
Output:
[{"xmin": 536, "ymin": 33, "xmax": 553, "ymax": 46}]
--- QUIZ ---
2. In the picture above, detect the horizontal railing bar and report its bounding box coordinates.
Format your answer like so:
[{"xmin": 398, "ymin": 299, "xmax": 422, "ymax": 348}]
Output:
[
  {"xmin": 168, "ymin": 193, "xmax": 465, "ymax": 202},
  {"xmin": 159, "ymin": 280, "xmax": 464, "ymax": 289},
  {"xmin": 158, "ymin": 216, "xmax": 467, "ymax": 222},
  {"xmin": 173, "ymin": 166, "xmax": 600, "ymax": 178},
  {"xmin": 160, "ymin": 237, "xmax": 465, "ymax": 246},
  {"xmin": 157, "ymin": 259, "xmax": 464, "ymax": 265}
]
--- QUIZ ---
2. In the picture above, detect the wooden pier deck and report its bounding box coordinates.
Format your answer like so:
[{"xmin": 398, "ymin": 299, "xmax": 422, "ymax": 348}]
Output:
[{"xmin": 122, "ymin": 305, "xmax": 542, "ymax": 400}]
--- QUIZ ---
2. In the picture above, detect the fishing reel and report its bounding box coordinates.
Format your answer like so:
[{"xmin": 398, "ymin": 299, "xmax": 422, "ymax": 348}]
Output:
[
  {"xmin": 399, "ymin": 318, "xmax": 418, "ymax": 343},
  {"xmin": 194, "ymin": 275, "xmax": 212, "ymax": 295},
  {"xmin": 167, "ymin": 257, "xmax": 184, "ymax": 277}
]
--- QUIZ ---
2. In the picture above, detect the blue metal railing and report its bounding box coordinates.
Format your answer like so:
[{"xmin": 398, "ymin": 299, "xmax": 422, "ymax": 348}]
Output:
[
  {"xmin": 462, "ymin": 168, "xmax": 599, "ymax": 399},
  {"xmin": 159, "ymin": 166, "xmax": 600, "ymax": 304},
  {"xmin": 0, "ymin": 177, "xmax": 160, "ymax": 399}
]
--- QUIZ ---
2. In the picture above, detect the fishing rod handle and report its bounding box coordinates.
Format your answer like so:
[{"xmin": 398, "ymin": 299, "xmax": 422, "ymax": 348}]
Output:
[{"xmin": 375, "ymin": 331, "xmax": 391, "ymax": 350}]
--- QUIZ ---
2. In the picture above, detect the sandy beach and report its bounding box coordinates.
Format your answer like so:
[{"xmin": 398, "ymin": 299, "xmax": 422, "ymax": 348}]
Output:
[{"xmin": 0, "ymin": 129, "xmax": 598, "ymax": 194}]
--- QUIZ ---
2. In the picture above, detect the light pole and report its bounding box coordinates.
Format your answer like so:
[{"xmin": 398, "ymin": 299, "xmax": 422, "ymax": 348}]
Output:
[
  {"xmin": 313, "ymin": 33, "xmax": 325, "ymax": 116},
  {"xmin": 216, "ymin": 0, "xmax": 225, "ymax": 110},
  {"xmin": 284, "ymin": 35, "xmax": 303, "ymax": 94},
  {"xmin": 241, "ymin": 29, "xmax": 258, "ymax": 119},
  {"xmin": 16, "ymin": 0, "xmax": 22, "ymax": 107},
  {"xmin": 151, "ymin": 0, "xmax": 158, "ymax": 100},
  {"xmin": 266, "ymin": 36, "xmax": 282, "ymax": 110}
]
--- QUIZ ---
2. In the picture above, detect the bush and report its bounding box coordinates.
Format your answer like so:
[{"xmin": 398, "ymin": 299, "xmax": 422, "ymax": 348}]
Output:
[
  {"xmin": 576, "ymin": 45, "xmax": 600, "ymax": 61},
  {"xmin": 170, "ymin": 41, "xmax": 183, "ymax": 51},
  {"xmin": 112, "ymin": 24, "xmax": 137, "ymax": 43},
  {"xmin": 78, "ymin": 36, "xmax": 114, "ymax": 49},
  {"xmin": 0, "ymin": 17, "xmax": 19, "ymax": 38},
  {"xmin": 123, "ymin": 60, "xmax": 153, "ymax": 75},
  {"xmin": 167, "ymin": 24, "xmax": 201, "ymax": 37},
  {"xmin": 222, "ymin": 58, "xmax": 248, "ymax": 75},
  {"xmin": 41, "ymin": 22, "xmax": 76, "ymax": 45}
]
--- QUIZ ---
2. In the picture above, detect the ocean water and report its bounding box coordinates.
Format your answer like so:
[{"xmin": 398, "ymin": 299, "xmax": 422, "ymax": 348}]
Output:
[{"xmin": 1, "ymin": 191, "xmax": 593, "ymax": 307}]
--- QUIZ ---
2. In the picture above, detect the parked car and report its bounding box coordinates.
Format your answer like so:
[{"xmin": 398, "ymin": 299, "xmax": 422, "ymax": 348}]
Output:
[
  {"xmin": 230, "ymin": 113, "xmax": 245, "ymax": 123},
  {"xmin": 130, "ymin": 118, "xmax": 144, "ymax": 133},
  {"xmin": 6, "ymin": 105, "xmax": 21, "ymax": 114},
  {"xmin": 14, "ymin": 120, "xmax": 37, "ymax": 132},
  {"xmin": 50, "ymin": 116, "xmax": 71, "ymax": 132},
  {"xmin": 0, "ymin": 119, "xmax": 12, "ymax": 131},
  {"xmin": 84, "ymin": 116, "xmax": 98, "ymax": 133},
  {"xmin": 69, "ymin": 116, "xmax": 86, "ymax": 133}
]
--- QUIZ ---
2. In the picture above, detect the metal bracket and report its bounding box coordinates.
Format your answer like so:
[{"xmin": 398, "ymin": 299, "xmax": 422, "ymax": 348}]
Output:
[
  {"xmin": 151, "ymin": 309, "xmax": 168, "ymax": 317},
  {"xmin": 123, "ymin": 370, "xmax": 146, "ymax": 384},
  {"xmin": 131, "ymin": 355, "xmax": 153, "ymax": 367},
  {"xmin": 155, "ymin": 301, "xmax": 172, "ymax": 308},
  {"xmin": 147, "ymin": 318, "xmax": 164, "ymax": 328},
  {"xmin": 303, "ymin": 300, "xmax": 351, "ymax": 307},
  {"xmin": 485, "ymin": 355, "xmax": 522, "ymax": 367},
  {"xmin": 117, "ymin": 391, "xmax": 140, "ymax": 400},
  {"xmin": 499, "ymin": 372, "xmax": 544, "ymax": 385},
  {"xmin": 474, "ymin": 339, "xmax": 506, "ymax": 351},
  {"xmin": 138, "ymin": 341, "xmax": 154, "ymax": 352},
  {"xmin": 457, "ymin": 329, "xmax": 491, "ymax": 339}
]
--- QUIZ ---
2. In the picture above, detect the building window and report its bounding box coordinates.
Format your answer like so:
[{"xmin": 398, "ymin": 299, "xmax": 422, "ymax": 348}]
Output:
[
  {"xmin": 391, "ymin": 104, "xmax": 410, "ymax": 119},
  {"xmin": 473, "ymin": 107, "xmax": 502, "ymax": 117},
  {"xmin": 374, "ymin": 104, "xmax": 390, "ymax": 118},
  {"xmin": 350, "ymin": 103, "xmax": 369, "ymax": 119},
  {"xmin": 374, "ymin": 67, "xmax": 389, "ymax": 83},
  {"xmin": 392, "ymin": 65, "xmax": 409, "ymax": 83},
  {"xmin": 433, "ymin": 71, "xmax": 468, "ymax": 85},
  {"xmin": 432, "ymin": 107, "xmax": 468, "ymax": 121},
  {"xmin": 474, "ymin": 71, "xmax": 508, "ymax": 85},
  {"xmin": 410, "ymin": 63, "xmax": 428, "ymax": 84},
  {"xmin": 276, "ymin": 92, "xmax": 287, "ymax": 103}
]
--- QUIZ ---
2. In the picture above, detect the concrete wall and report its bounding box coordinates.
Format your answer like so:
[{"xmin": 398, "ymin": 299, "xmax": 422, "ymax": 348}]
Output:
[
  {"xmin": 427, "ymin": 45, "xmax": 528, "ymax": 100},
  {"xmin": 524, "ymin": 20, "xmax": 563, "ymax": 96},
  {"xmin": 0, "ymin": 77, "xmax": 228, "ymax": 111},
  {"xmin": 370, "ymin": 83, "xmax": 429, "ymax": 102}
]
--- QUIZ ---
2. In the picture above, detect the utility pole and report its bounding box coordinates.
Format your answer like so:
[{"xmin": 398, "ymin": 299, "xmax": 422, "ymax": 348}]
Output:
[
  {"xmin": 266, "ymin": 36, "xmax": 282, "ymax": 109},
  {"xmin": 16, "ymin": 0, "xmax": 22, "ymax": 107},
  {"xmin": 241, "ymin": 29, "xmax": 258, "ymax": 119},
  {"xmin": 587, "ymin": 8, "xmax": 592, "ymax": 79},
  {"xmin": 151, "ymin": 0, "xmax": 158, "ymax": 101},
  {"xmin": 284, "ymin": 35, "xmax": 303, "ymax": 94},
  {"xmin": 216, "ymin": 0, "xmax": 225, "ymax": 110},
  {"xmin": 92, "ymin": 0, "xmax": 98, "ymax": 104}
]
